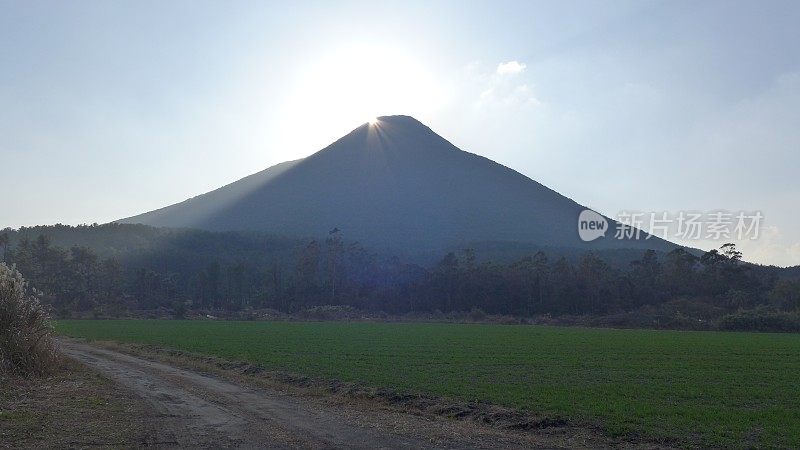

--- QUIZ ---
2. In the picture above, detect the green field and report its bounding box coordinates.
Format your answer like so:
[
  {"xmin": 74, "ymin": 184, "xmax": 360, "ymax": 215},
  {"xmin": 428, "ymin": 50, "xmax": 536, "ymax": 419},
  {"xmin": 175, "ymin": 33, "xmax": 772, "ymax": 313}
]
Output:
[{"xmin": 56, "ymin": 320, "xmax": 800, "ymax": 447}]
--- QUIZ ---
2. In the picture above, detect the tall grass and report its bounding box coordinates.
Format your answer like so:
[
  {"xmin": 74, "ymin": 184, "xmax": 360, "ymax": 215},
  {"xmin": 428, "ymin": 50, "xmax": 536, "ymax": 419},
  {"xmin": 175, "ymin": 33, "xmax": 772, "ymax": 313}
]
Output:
[{"xmin": 0, "ymin": 263, "xmax": 58, "ymax": 376}]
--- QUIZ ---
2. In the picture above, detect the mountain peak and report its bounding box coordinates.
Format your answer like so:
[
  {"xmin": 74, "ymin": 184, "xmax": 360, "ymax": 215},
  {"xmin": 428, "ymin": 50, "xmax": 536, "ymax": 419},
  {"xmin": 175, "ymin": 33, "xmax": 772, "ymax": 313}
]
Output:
[
  {"xmin": 322, "ymin": 114, "xmax": 457, "ymax": 161},
  {"xmin": 373, "ymin": 114, "xmax": 425, "ymax": 125},
  {"xmin": 349, "ymin": 115, "xmax": 435, "ymax": 136}
]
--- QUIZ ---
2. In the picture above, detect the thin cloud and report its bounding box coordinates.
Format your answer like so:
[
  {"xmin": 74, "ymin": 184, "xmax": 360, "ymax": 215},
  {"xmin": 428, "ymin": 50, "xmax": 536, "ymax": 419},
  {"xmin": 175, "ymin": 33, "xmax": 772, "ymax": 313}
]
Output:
[
  {"xmin": 467, "ymin": 61, "xmax": 540, "ymax": 108},
  {"xmin": 496, "ymin": 61, "xmax": 526, "ymax": 76}
]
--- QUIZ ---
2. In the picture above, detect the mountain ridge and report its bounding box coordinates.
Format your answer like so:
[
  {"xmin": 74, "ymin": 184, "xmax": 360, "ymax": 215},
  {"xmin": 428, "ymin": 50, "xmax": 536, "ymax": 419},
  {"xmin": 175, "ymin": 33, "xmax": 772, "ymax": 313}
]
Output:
[{"xmin": 119, "ymin": 115, "xmax": 677, "ymax": 253}]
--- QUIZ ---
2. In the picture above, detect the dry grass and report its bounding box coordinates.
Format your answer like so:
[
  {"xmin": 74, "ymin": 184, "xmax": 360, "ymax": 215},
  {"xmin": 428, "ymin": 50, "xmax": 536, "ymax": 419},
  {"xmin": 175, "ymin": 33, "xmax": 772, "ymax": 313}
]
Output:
[
  {"xmin": 0, "ymin": 359, "xmax": 156, "ymax": 449},
  {"xmin": 0, "ymin": 263, "xmax": 59, "ymax": 376}
]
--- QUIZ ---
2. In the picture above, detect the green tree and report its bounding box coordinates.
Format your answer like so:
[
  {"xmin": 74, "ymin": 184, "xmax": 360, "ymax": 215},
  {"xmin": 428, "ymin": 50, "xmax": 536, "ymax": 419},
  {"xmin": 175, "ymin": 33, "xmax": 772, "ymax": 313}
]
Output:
[
  {"xmin": 661, "ymin": 248, "xmax": 698, "ymax": 297},
  {"xmin": 295, "ymin": 240, "xmax": 321, "ymax": 306},
  {"xmin": 325, "ymin": 228, "xmax": 343, "ymax": 301},
  {"xmin": 0, "ymin": 233, "xmax": 9, "ymax": 262},
  {"xmin": 629, "ymin": 250, "xmax": 662, "ymax": 307},
  {"xmin": 433, "ymin": 252, "xmax": 460, "ymax": 312},
  {"xmin": 550, "ymin": 257, "xmax": 579, "ymax": 314},
  {"xmin": 577, "ymin": 252, "xmax": 618, "ymax": 313},
  {"xmin": 769, "ymin": 279, "xmax": 800, "ymax": 311}
]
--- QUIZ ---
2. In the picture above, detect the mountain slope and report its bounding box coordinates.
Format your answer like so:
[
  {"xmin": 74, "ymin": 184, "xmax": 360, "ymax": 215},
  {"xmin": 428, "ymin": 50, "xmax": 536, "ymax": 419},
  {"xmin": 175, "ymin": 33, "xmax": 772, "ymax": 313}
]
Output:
[{"xmin": 120, "ymin": 115, "xmax": 676, "ymax": 252}]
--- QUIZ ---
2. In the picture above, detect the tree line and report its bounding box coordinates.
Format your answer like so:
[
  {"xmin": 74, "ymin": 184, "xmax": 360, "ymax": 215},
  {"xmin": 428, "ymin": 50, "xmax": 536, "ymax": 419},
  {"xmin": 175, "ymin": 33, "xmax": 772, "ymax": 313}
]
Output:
[{"xmin": 1, "ymin": 225, "xmax": 799, "ymax": 326}]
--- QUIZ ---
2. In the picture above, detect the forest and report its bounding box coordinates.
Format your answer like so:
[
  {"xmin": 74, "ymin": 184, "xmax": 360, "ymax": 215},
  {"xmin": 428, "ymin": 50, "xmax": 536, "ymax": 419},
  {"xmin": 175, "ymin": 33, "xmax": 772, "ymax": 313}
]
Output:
[{"xmin": 1, "ymin": 224, "xmax": 799, "ymax": 331}]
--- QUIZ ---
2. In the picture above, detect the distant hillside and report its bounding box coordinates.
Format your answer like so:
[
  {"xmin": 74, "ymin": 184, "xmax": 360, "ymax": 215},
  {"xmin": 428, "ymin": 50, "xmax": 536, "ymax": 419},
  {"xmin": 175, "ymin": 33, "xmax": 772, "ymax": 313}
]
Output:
[
  {"xmin": 119, "ymin": 115, "xmax": 678, "ymax": 254},
  {"xmin": 5, "ymin": 223, "xmax": 305, "ymax": 270}
]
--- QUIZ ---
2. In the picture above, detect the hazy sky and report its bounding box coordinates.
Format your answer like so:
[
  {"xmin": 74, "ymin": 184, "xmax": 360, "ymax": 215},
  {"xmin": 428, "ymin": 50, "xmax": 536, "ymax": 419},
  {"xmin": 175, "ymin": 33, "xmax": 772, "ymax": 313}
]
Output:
[{"xmin": 2, "ymin": 1, "xmax": 799, "ymax": 266}]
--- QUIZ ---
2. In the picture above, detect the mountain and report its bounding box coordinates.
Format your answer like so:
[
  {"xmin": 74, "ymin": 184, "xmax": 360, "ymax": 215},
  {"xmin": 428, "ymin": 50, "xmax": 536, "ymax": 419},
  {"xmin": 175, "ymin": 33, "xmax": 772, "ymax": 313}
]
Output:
[{"xmin": 119, "ymin": 115, "xmax": 676, "ymax": 254}]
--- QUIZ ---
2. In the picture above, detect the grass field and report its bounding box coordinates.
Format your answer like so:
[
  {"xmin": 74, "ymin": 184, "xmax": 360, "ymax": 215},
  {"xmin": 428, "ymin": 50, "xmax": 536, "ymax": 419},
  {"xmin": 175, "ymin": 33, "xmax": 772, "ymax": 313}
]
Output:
[{"xmin": 55, "ymin": 320, "xmax": 800, "ymax": 447}]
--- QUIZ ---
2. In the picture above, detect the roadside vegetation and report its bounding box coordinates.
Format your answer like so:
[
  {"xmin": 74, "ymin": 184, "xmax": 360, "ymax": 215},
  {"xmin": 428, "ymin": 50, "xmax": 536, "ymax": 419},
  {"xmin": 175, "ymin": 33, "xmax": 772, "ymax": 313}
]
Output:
[
  {"xmin": 0, "ymin": 263, "xmax": 158, "ymax": 448},
  {"xmin": 0, "ymin": 263, "xmax": 58, "ymax": 377},
  {"xmin": 57, "ymin": 319, "xmax": 800, "ymax": 448}
]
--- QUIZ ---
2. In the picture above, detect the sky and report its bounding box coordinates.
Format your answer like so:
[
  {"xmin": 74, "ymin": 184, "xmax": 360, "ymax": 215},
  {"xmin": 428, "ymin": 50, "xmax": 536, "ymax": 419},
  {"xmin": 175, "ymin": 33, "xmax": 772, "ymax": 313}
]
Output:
[{"xmin": 2, "ymin": 0, "xmax": 799, "ymax": 266}]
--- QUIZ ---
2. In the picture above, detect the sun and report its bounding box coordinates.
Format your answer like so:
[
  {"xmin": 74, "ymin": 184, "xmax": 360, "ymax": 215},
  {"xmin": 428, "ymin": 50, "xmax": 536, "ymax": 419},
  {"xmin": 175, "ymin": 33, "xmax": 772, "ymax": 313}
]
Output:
[{"xmin": 275, "ymin": 43, "xmax": 446, "ymax": 155}]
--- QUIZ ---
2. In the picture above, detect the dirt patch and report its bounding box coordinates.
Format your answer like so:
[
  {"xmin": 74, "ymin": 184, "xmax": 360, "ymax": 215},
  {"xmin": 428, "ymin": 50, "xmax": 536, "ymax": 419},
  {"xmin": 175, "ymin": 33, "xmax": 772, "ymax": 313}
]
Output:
[{"xmin": 0, "ymin": 359, "xmax": 158, "ymax": 449}]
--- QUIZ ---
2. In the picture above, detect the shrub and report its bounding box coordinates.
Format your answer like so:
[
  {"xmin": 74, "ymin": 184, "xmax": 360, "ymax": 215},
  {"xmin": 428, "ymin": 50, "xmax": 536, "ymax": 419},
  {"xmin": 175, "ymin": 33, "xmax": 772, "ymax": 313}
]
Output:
[
  {"xmin": 296, "ymin": 305, "xmax": 361, "ymax": 321},
  {"xmin": 172, "ymin": 300, "xmax": 187, "ymax": 319},
  {"xmin": 717, "ymin": 308, "xmax": 800, "ymax": 333},
  {"xmin": 469, "ymin": 307, "xmax": 487, "ymax": 322},
  {"xmin": 0, "ymin": 263, "xmax": 59, "ymax": 375}
]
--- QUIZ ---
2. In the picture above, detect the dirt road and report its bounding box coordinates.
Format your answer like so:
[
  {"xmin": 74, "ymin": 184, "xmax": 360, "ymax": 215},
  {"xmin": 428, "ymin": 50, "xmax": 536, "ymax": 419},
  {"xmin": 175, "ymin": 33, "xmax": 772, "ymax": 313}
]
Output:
[{"xmin": 60, "ymin": 340, "xmax": 597, "ymax": 449}]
